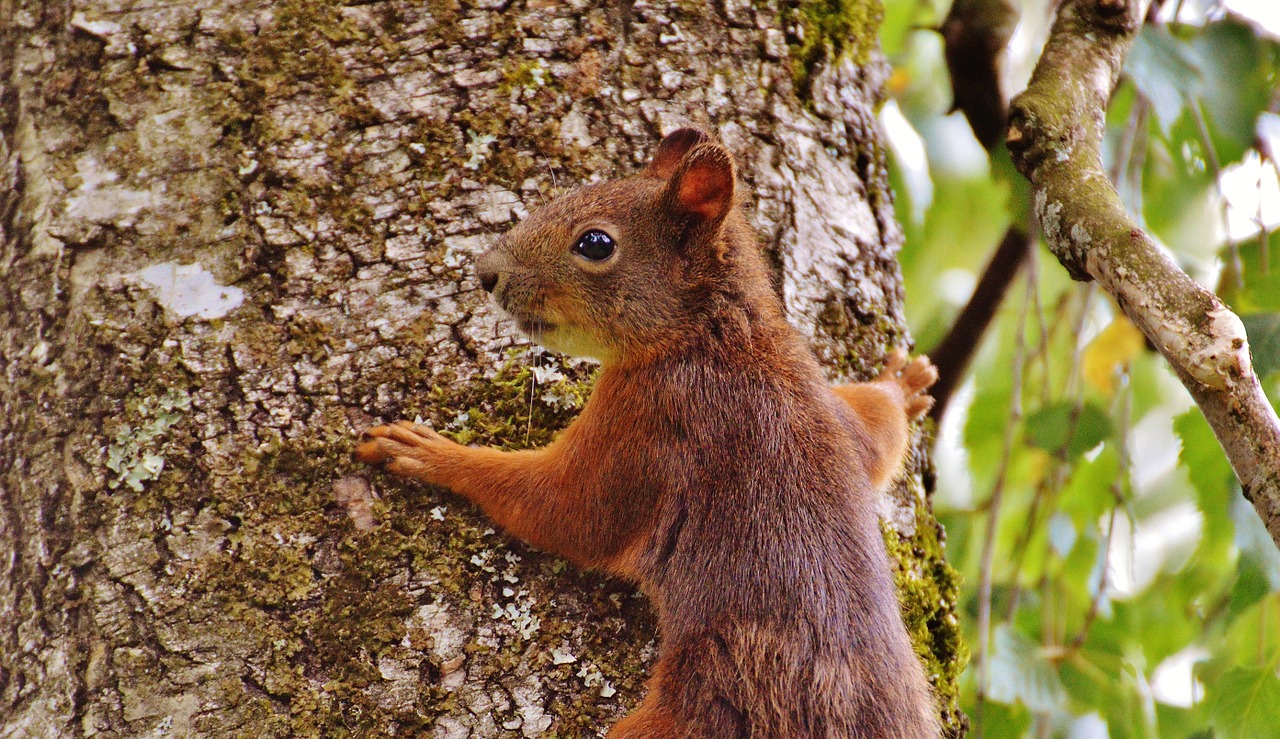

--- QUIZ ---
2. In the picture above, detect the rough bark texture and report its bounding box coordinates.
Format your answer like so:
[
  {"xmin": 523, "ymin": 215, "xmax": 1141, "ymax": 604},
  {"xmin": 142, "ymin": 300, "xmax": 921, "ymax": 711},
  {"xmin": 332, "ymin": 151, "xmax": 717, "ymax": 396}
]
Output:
[
  {"xmin": 0, "ymin": 0, "xmax": 964, "ymax": 736},
  {"xmin": 1007, "ymin": 0, "xmax": 1280, "ymax": 551}
]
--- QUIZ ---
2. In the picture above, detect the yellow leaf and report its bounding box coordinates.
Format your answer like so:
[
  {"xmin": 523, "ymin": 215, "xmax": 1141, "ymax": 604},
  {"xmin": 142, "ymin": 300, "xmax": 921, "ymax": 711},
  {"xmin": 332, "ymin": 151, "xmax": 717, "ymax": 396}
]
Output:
[
  {"xmin": 1024, "ymin": 447, "xmax": 1053, "ymax": 485},
  {"xmin": 1083, "ymin": 316, "xmax": 1145, "ymax": 394},
  {"xmin": 888, "ymin": 68, "xmax": 911, "ymax": 95}
]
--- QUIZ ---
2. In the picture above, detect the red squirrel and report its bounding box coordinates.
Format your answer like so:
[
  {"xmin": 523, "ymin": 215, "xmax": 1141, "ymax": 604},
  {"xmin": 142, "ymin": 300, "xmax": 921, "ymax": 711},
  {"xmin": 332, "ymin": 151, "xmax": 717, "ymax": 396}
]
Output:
[{"xmin": 358, "ymin": 128, "xmax": 941, "ymax": 737}]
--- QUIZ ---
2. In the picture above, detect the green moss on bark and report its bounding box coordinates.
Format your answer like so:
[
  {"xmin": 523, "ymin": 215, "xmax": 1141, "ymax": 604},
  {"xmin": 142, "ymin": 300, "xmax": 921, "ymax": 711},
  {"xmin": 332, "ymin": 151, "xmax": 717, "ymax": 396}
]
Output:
[
  {"xmin": 883, "ymin": 504, "xmax": 968, "ymax": 738},
  {"xmin": 145, "ymin": 348, "xmax": 650, "ymax": 734},
  {"xmin": 785, "ymin": 0, "xmax": 885, "ymax": 100}
]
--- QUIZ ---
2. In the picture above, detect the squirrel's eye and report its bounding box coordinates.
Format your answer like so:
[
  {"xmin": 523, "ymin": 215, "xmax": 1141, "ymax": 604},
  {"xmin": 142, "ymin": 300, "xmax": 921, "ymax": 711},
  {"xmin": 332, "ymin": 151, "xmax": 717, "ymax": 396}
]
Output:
[{"xmin": 573, "ymin": 230, "xmax": 616, "ymax": 261}]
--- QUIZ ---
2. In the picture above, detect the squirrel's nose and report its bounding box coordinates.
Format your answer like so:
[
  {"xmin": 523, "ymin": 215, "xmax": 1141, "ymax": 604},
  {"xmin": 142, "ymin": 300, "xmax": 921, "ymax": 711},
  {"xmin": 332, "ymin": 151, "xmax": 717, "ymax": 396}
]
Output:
[{"xmin": 478, "ymin": 268, "xmax": 499, "ymax": 293}]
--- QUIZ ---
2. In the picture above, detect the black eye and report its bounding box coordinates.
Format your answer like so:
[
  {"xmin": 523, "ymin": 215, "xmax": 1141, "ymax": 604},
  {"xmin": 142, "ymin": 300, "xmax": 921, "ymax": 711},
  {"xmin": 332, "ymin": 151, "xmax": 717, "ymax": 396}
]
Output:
[{"xmin": 573, "ymin": 230, "xmax": 615, "ymax": 261}]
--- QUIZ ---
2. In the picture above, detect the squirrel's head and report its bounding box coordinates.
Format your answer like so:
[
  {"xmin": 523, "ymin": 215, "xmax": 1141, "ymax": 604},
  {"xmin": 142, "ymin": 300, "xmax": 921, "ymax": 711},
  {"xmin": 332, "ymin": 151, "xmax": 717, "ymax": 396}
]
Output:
[{"xmin": 477, "ymin": 127, "xmax": 767, "ymax": 363}]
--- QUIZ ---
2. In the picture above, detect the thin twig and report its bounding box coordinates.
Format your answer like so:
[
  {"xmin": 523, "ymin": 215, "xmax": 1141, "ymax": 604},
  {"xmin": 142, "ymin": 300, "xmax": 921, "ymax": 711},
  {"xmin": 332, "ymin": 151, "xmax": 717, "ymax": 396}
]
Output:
[
  {"xmin": 973, "ymin": 263, "xmax": 1036, "ymax": 736},
  {"xmin": 1002, "ymin": 283, "xmax": 1096, "ymax": 621},
  {"xmin": 1111, "ymin": 95, "xmax": 1149, "ymax": 213},
  {"xmin": 1029, "ymin": 248, "xmax": 1053, "ymax": 404},
  {"xmin": 1067, "ymin": 366, "xmax": 1131, "ymax": 654},
  {"xmin": 1188, "ymin": 100, "xmax": 1244, "ymax": 293}
]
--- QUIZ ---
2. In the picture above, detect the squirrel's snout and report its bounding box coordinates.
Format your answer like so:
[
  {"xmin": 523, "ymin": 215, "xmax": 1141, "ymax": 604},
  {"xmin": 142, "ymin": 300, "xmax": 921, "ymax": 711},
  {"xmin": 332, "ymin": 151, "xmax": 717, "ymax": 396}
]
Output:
[{"xmin": 476, "ymin": 248, "xmax": 506, "ymax": 294}]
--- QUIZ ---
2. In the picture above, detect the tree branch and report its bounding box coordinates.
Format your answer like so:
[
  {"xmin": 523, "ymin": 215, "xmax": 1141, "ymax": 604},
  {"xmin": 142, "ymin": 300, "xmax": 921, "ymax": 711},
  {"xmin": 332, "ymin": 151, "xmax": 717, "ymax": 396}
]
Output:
[
  {"xmin": 927, "ymin": 225, "xmax": 1032, "ymax": 421},
  {"xmin": 941, "ymin": 0, "xmax": 1019, "ymax": 151},
  {"xmin": 1007, "ymin": 0, "xmax": 1280, "ymax": 550}
]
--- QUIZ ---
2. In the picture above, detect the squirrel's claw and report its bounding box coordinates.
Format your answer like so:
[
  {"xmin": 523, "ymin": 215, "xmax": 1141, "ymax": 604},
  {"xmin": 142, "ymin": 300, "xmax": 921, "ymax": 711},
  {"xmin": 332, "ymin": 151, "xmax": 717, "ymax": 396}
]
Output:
[
  {"xmin": 882, "ymin": 348, "xmax": 909, "ymax": 374},
  {"xmin": 355, "ymin": 433, "xmax": 392, "ymax": 465},
  {"xmin": 356, "ymin": 421, "xmax": 448, "ymax": 473},
  {"xmin": 900, "ymin": 357, "xmax": 938, "ymax": 420},
  {"xmin": 877, "ymin": 352, "xmax": 938, "ymax": 421}
]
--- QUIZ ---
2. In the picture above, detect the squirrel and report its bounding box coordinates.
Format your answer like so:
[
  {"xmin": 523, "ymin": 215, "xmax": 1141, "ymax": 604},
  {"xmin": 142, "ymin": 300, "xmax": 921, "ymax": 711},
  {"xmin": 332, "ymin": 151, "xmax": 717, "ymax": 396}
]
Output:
[{"xmin": 358, "ymin": 127, "xmax": 941, "ymax": 737}]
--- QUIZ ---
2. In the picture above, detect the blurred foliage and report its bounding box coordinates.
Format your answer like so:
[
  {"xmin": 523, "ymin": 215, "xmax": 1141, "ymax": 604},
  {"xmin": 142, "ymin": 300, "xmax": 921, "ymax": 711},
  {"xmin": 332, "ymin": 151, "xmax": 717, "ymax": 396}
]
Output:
[{"xmin": 879, "ymin": 0, "xmax": 1280, "ymax": 735}]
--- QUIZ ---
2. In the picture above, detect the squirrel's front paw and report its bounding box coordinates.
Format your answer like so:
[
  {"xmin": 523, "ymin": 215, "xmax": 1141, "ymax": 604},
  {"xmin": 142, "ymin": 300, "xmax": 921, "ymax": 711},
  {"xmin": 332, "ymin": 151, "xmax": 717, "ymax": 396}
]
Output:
[
  {"xmin": 357, "ymin": 420, "xmax": 451, "ymax": 480},
  {"xmin": 880, "ymin": 350, "xmax": 939, "ymax": 420}
]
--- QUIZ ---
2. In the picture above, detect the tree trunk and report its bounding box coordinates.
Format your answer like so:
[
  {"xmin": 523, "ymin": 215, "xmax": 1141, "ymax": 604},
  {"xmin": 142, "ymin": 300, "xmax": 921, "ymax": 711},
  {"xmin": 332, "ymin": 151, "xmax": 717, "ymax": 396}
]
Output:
[{"xmin": 0, "ymin": 1, "xmax": 964, "ymax": 736}]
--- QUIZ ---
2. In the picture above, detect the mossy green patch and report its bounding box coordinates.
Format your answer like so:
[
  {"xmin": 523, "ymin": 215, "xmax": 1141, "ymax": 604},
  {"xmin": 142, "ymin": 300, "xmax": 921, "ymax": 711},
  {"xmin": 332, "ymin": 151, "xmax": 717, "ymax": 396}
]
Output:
[
  {"xmin": 217, "ymin": 0, "xmax": 367, "ymax": 104},
  {"xmin": 816, "ymin": 295, "xmax": 909, "ymax": 378},
  {"xmin": 500, "ymin": 58, "xmax": 553, "ymax": 94},
  {"xmin": 404, "ymin": 117, "xmax": 465, "ymax": 184},
  {"xmin": 414, "ymin": 350, "xmax": 596, "ymax": 451},
  {"xmin": 177, "ymin": 348, "xmax": 644, "ymax": 732},
  {"xmin": 882, "ymin": 501, "xmax": 969, "ymax": 738},
  {"xmin": 785, "ymin": 0, "xmax": 885, "ymax": 101},
  {"xmin": 425, "ymin": 0, "xmax": 464, "ymax": 46},
  {"xmin": 180, "ymin": 431, "xmax": 433, "ymax": 733},
  {"xmin": 206, "ymin": 0, "xmax": 392, "ymax": 245}
]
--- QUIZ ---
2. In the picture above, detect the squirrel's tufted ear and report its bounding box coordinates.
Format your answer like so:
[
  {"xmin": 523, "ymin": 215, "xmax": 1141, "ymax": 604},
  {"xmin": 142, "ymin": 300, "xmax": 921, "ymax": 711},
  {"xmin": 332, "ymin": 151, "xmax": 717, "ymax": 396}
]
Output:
[
  {"xmin": 664, "ymin": 143, "xmax": 736, "ymax": 224},
  {"xmin": 644, "ymin": 127, "xmax": 712, "ymax": 179}
]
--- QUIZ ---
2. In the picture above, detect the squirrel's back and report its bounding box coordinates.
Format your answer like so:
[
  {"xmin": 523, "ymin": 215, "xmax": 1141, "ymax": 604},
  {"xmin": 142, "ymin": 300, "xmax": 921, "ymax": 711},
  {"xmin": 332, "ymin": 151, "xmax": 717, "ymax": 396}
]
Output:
[{"xmin": 604, "ymin": 341, "xmax": 937, "ymax": 737}]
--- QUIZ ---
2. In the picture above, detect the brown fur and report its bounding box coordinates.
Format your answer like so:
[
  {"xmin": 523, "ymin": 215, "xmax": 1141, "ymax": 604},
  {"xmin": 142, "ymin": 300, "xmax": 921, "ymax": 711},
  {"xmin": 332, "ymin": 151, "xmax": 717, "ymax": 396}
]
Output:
[{"xmin": 358, "ymin": 128, "xmax": 940, "ymax": 737}]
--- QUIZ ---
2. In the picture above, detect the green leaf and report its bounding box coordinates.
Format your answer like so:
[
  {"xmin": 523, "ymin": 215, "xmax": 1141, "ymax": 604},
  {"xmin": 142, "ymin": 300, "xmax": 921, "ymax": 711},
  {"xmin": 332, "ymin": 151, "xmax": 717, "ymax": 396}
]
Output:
[
  {"xmin": 1226, "ymin": 554, "xmax": 1271, "ymax": 624},
  {"xmin": 1125, "ymin": 26, "xmax": 1203, "ymax": 134},
  {"xmin": 1099, "ymin": 664, "xmax": 1157, "ymax": 739},
  {"xmin": 986, "ymin": 624, "xmax": 1067, "ymax": 712},
  {"xmin": 1106, "ymin": 588, "xmax": 1198, "ymax": 667},
  {"xmin": 1174, "ymin": 409, "xmax": 1235, "ymax": 548},
  {"xmin": 1228, "ymin": 493, "xmax": 1280, "ymax": 625},
  {"xmin": 1059, "ymin": 445, "xmax": 1121, "ymax": 527},
  {"xmin": 1140, "ymin": 24, "xmax": 1277, "ymax": 258},
  {"xmin": 1242, "ymin": 313, "xmax": 1280, "ymax": 378},
  {"xmin": 975, "ymin": 699, "xmax": 1032, "ymax": 739},
  {"xmin": 1206, "ymin": 667, "xmax": 1280, "ymax": 739},
  {"xmin": 1219, "ymin": 597, "xmax": 1280, "ymax": 668},
  {"xmin": 1022, "ymin": 403, "xmax": 1074, "ymax": 452},
  {"xmin": 1140, "ymin": 141, "xmax": 1218, "ymax": 258},
  {"xmin": 964, "ymin": 382, "xmax": 1015, "ymax": 481},
  {"xmin": 1058, "ymin": 528, "xmax": 1103, "ymax": 608},
  {"xmin": 1058, "ymin": 637, "xmax": 1158, "ymax": 739},
  {"xmin": 1155, "ymin": 702, "xmax": 1212, "ymax": 739},
  {"xmin": 1186, "ymin": 21, "xmax": 1277, "ymax": 166},
  {"xmin": 1024, "ymin": 400, "xmax": 1114, "ymax": 458},
  {"xmin": 1222, "ymin": 230, "xmax": 1280, "ymax": 312}
]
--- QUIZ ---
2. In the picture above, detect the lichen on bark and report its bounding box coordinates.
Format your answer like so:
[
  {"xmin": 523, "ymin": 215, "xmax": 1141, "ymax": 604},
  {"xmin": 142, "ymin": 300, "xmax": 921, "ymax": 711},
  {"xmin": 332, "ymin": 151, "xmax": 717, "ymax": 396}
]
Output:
[{"xmin": 0, "ymin": 0, "xmax": 963, "ymax": 736}]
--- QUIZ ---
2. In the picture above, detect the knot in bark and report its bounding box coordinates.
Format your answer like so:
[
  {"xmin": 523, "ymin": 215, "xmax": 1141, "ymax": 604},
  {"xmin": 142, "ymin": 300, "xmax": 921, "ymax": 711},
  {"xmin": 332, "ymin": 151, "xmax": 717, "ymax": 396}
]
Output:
[{"xmin": 1081, "ymin": 0, "xmax": 1140, "ymax": 34}]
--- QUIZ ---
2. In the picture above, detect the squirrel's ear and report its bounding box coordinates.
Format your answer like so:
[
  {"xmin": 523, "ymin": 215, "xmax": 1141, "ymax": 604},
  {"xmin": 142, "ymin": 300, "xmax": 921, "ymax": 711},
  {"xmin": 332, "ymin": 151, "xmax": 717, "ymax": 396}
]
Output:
[
  {"xmin": 644, "ymin": 127, "xmax": 712, "ymax": 179},
  {"xmin": 664, "ymin": 143, "xmax": 736, "ymax": 224}
]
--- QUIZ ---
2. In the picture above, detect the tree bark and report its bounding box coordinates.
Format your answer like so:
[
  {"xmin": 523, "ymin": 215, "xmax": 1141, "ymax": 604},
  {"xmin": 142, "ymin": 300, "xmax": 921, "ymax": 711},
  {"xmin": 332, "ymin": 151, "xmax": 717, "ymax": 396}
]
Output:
[{"xmin": 0, "ymin": 1, "xmax": 964, "ymax": 736}]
